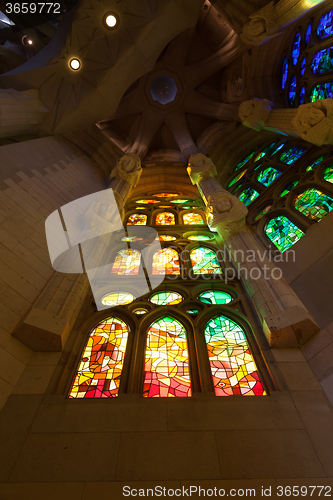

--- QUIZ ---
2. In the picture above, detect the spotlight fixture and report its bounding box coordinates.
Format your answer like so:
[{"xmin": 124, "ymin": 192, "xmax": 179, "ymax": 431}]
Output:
[
  {"xmin": 22, "ymin": 35, "xmax": 33, "ymax": 46},
  {"xmin": 69, "ymin": 58, "xmax": 81, "ymax": 71},
  {"xmin": 103, "ymin": 12, "xmax": 118, "ymax": 29}
]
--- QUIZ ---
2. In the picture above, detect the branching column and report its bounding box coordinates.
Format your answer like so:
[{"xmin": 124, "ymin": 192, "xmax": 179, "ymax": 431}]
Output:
[
  {"xmin": 187, "ymin": 153, "xmax": 320, "ymax": 348},
  {"xmin": 13, "ymin": 154, "xmax": 142, "ymax": 351}
]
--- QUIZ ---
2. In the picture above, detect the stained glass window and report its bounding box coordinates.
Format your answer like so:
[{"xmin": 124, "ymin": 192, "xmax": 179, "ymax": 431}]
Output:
[
  {"xmin": 306, "ymin": 157, "xmax": 325, "ymax": 173},
  {"xmin": 188, "ymin": 235, "xmax": 211, "ymax": 241},
  {"xmin": 299, "ymin": 86, "xmax": 305, "ymax": 105},
  {"xmin": 133, "ymin": 309, "xmax": 148, "ymax": 315},
  {"xmin": 190, "ymin": 247, "xmax": 222, "ymax": 274},
  {"xmin": 152, "ymin": 248, "xmax": 180, "ymax": 275},
  {"xmin": 157, "ymin": 235, "xmax": 177, "ymax": 241},
  {"xmin": 238, "ymin": 187, "xmax": 260, "ymax": 206},
  {"xmin": 127, "ymin": 214, "xmax": 147, "ymax": 225},
  {"xmin": 310, "ymin": 82, "xmax": 333, "ymax": 101},
  {"xmin": 121, "ymin": 236, "xmax": 143, "ymax": 242},
  {"xmin": 254, "ymin": 205, "xmax": 272, "ymax": 221},
  {"xmin": 68, "ymin": 317, "xmax": 129, "ymax": 398},
  {"xmin": 204, "ymin": 315, "xmax": 265, "ymax": 396},
  {"xmin": 101, "ymin": 292, "xmax": 135, "ymax": 307},
  {"xmin": 150, "ymin": 291, "xmax": 183, "ymax": 305},
  {"xmin": 135, "ymin": 200, "xmax": 159, "ymax": 204},
  {"xmin": 257, "ymin": 167, "xmax": 281, "ymax": 187},
  {"xmin": 312, "ymin": 47, "xmax": 333, "ymax": 74},
  {"xmin": 305, "ymin": 23, "xmax": 311, "ymax": 45},
  {"xmin": 323, "ymin": 166, "xmax": 333, "ymax": 183},
  {"xmin": 111, "ymin": 249, "xmax": 141, "ymax": 275},
  {"xmin": 292, "ymin": 33, "xmax": 301, "ymax": 65},
  {"xmin": 265, "ymin": 216, "xmax": 305, "ymax": 252},
  {"xmin": 281, "ymin": 57, "xmax": 288, "ymax": 89},
  {"xmin": 300, "ymin": 58, "xmax": 306, "ymax": 77},
  {"xmin": 228, "ymin": 170, "xmax": 247, "ymax": 187},
  {"xmin": 143, "ymin": 316, "xmax": 191, "ymax": 397},
  {"xmin": 270, "ymin": 143, "xmax": 285, "ymax": 156},
  {"xmin": 159, "ymin": 205, "xmax": 172, "ymax": 208},
  {"xmin": 235, "ymin": 152, "xmax": 255, "ymax": 171},
  {"xmin": 171, "ymin": 199, "xmax": 189, "ymax": 204},
  {"xmin": 279, "ymin": 146, "xmax": 306, "ymax": 164},
  {"xmin": 155, "ymin": 212, "xmax": 176, "ymax": 225},
  {"xmin": 154, "ymin": 193, "xmax": 179, "ymax": 197},
  {"xmin": 198, "ymin": 290, "xmax": 232, "ymax": 305},
  {"xmin": 317, "ymin": 10, "xmax": 333, "ymax": 39},
  {"xmin": 288, "ymin": 75, "xmax": 297, "ymax": 106},
  {"xmin": 183, "ymin": 213, "xmax": 204, "ymax": 225},
  {"xmin": 280, "ymin": 180, "xmax": 299, "ymax": 197},
  {"xmin": 187, "ymin": 309, "xmax": 200, "ymax": 314},
  {"xmin": 254, "ymin": 143, "xmax": 275, "ymax": 162},
  {"xmin": 294, "ymin": 189, "xmax": 333, "ymax": 221}
]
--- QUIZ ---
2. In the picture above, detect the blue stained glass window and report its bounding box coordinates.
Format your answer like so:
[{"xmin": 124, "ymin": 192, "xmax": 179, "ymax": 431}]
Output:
[
  {"xmin": 270, "ymin": 143, "xmax": 285, "ymax": 156},
  {"xmin": 312, "ymin": 47, "xmax": 333, "ymax": 74},
  {"xmin": 306, "ymin": 155, "xmax": 326, "ymax": 171},
  {"xmin": 292, "ymin": 33, "xmax": 301, "ymax": 65},
  {"xmin": 299, "ymin": 86, "xmax": 305, "ymax": 105},
  {"xmin": 305, "ymin": 23, "xmax": 311, "ymax": 45},
  {"xmin": 310, "ymin": 82, "xmax": 333, "ymax": 101},
  {"xmin": 265, "ymin": 216, "xmax": 305, "ymax": 252},
  {"xmin": 300, "ymin": 58, "xmax": 306, "ymax": 76},
  {"xmin": 238, "ymin": 187, "xmax": 260, "ymax": 206},
  {"xmin": 279, "ymin": 146, "xmax": 306, "ymax": 164},
  {"xmin": 281, "ymin": 57, "xmax": 288, "ymax": 89},
  {"xmin": 288, "ymin": 75, "xmax": 297, "ymax": 106},
  {"xmin": 317, "ymin": 10, "xmax": 333, "ymax": 40},
  {"xmin": 257, "ymin": 167, "xmax": 281, "ymax": 187}
]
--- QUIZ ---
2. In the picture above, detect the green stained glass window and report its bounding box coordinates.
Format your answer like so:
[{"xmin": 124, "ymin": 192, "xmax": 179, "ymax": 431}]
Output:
[
  {"xmin": 204, "ymin": 315, "xmax": 266, "ymax": 396},
  {"xmin": 150, "ymin": 291, "xmax": 183, "ymax": 305},
  {"xmin": 238, "ymin": 187, "xmax": 260, "ymax": 206},
  {"xmin": 306, "ymin": 156, "xmax": 326, "ymax": 171},
  {"xmin": 279, "ymin": 146, "xmax": 306, "ymax": 164},
  {"xmin": 228, "ymin": 170, "xmax": 247, "ymax": 187},
  {"xmin": 188, "ymin": 235, "xmax": 211, "ymax": 241},
  {"xmin": 127, "ymin": 214, "xmax": 147, "ymax": 225},
  {"xmin": 270, "ymin": 143, "xmax": 285, "ymax": 156},
  {"xmin": 198, "ymin": 290, "xmax": 232, "ymax": 305},
  {"xmin": 69, "ymin": 317, "xmax": 129, "ymax": 398},
  {"xmin": 312, "ymin": 47, "xmax": 333, "ymax": 74},
  {"xmin": 190, "ymin": 247, "xmax": 222, "ymax": 275},
  {"xmin": 254, "ymin": 143, "xmax": 276, "ymax": 162},
  {"xmin": 183, "ymin": 213, "xmax": 204, "ymax": 225},
  {"xmin": 111, "ymin": 249, "xmax": 141, "ymax": 275},
  {"xmin": 265, "ymin": 216, "xmax": 305, "ymax": 252},
  {"xmin": 143, "ymin": 316, "xmax": 191, "ymax": 397},
  {"xmin": 254, "ymin": 205, "xmax": 272, "ymax": 221},
  {"xmin": 257, "ymin": 167, "xmax": 281, "ymax": 187},
  {"xmin": 310, "ymin": 82, "xmax": 333, "ymax": 101},
  {"xmin": 152, "ymin": 248, "xmax": 180, "ymax": 275},
  {"xmin": 187, "ymin": 309, "xmax": 200, "ymax": 314},
  {"xmin": 323, "ymin": 166, "xmax": 333, "ymax": 183},
  {"xmin": 280, "ymin": 180, "xmax": 299, "ymax": 197},
  {"xmin": 235, "ymin": 152, "xmax": 255, "ymax": 171},
  {"xmin": 171, "ymin": 199, "xmax": 190, "ymax": 204},
  {"xmin": 294, "ymin": 189, "xmax": 333, "ymax": 221},
  {"xmin": 101, "ymin": 292, "xmax": 135, "ymax": 307}
]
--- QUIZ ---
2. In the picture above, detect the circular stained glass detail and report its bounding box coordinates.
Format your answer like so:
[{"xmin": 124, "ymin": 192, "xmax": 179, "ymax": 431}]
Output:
[
  {"xmin": 270, "ymin": 143, "xmax": 285, "ymax": 156},
  {"xmin": 133, "ymin": 308, "xmax": 148, "ymax": 315},
  {"xmin": 121, "ymin": 236, "xmax": 144, "ymax": 242},
  {"xmin": 154, "ymin": 193, "xmax": 179, "ymax": 197},
  {"xmin": 238, "ymin": 187, "xmax": 260, "ymax": 206},
  {"xmin": 254, "ymin": 143, "xmax": 276, "ymax": 162},
  {"xmin": 279, "ymin": 146, "xmax": 306, "ymax": 164},
  {"xmin": 101, "ymin": 292, "xmax": 134, "ymax": 307},
  {"xmin": 288, "ymin": 75, "xmax": 297, "ymax": 106},
  {"xmin": 135, "ymin": 199, "xmax": 159, "ymax": 204},
  {"xmin": 305, "ymin": 23, "xmax": 311, "ymax": 45},
  {"xmin": 281, "ymin": 57, "xmax": 288, "ymax": 89},
  {"xmin": 299, "ymin": 86, "xmax": 305, "ymax": 105},
  {"xmin": 228, "ymin": 170, "xmax": 247, "ymax": 188},
  {"xmin": 198, "ymin": 290, "xmax": 233, "ymax": 305},
  {"xmin": 254, "ymin": 205, "xmax": 272, "ymax": 221},
  {"xmin": 300, "ymin": 58, "xmax": 306, "ymax": 76},
  {"xmin": 171, "ymin": 199, "xmax": 190, "ymax": 204},
  {"xmin": 150, "ymin": 291, "xmax": 183, "ymax": 305},
  {"xmin": 317, "ymin": 11, "xmax": 333, "ymax": 40},
  {"xmin": 280, "ymin": 180, "xmax": 299, "ymax": 197},
  {"xmin": 187, "ymin": 309, "xmax": 200, "ymax": 314},
  {"xmin": 310, "ymin": 82, "xmax": 333, "ymax": 101},
  {"xmin": 234, "ymin": 151, "xmax": 255, "ymax": 171},
  {"xmin": 306, "ymin": 155, "xmax": 326, "ymax": 171},
  {"xmin": 323, "ymin": 166, "xmax": 333, "ymax": 183},
  {"xmin": 188, "ymin": 235, "xmax": 211, "ymax": 241},
  {"xmin": 292, "ymin": 33, "xmax": 301, "ymax": 65},
  {"xmin": 156, "ymin": 235, "xmax": 177, "ymax": 241}
]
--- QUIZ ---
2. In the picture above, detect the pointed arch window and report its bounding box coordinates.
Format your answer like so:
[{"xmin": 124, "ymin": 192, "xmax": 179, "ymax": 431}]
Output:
[
  {"xmin": 111, "ymin": 249, "xmax": 141, "ymax": 275},
  {"xmin": 143, "ymin": 316, "xmax": 191, "ymax": 397},
  {"xmin": 68, "ymin": 317, "xmax": 129, "ymax": 398},
  {"xmin": 127, "ymin": 213, "xmax": 147, "ymax": 225},
  {"xmin": 183, "ymin": 212, "xmax": 204, "ymax": 225},
  {"xmin": 152, "ymin": 247, "xmax": 180, "ymax": 275},
  {"xmin": 204, "ymin": 315, "xmax": 265, "ymax": 396},
  {"xmin": 294, "ymin": 188, "xmax": 333, "ymax": 221},
  {"xmin": 190, "ymin": 247, "xmax": 222, "ymax": 274},
  {"xmin": 155, "ymin": 212, "xmax": 175, "ymax": 225},
  {"xmin": 265, "ymin": 216, "xmax": 305, "ymax": 252}
]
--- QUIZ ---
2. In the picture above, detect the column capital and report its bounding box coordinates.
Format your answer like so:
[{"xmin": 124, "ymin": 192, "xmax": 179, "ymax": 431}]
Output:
[
  {"xmin": 292, "ymin": 99, "xmax": 333, "ymax": 147},
  {"xmin": 239, "ymin": 98, "xmax": 273, "ymax": 131},
  {"xmin": 206, "ymin": 189, "xmax": 248, "ymax": 237},
  {"xmin": 187, "ymin": 153, "xmax": 217, "ymax": 185},
  {"xmin": 109, "ymin": 153, "xmax": 142, "ymax": 187},
  {"xmin": 240, "ymin": 1, "xmax": 280, "ymax": 46}
]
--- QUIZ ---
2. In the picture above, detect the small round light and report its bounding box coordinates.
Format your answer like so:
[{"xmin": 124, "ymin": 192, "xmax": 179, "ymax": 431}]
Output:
[
  {"xmin": 28, "ymin": 39, "xmax": 33, "ymax": 45},
  {"xmin": 69, "ymin": 58, "xmax": 81, "ymax": 71},
  {"xmin": 104, "ymin": 12, "xmax": 119, "ymax": 29}
]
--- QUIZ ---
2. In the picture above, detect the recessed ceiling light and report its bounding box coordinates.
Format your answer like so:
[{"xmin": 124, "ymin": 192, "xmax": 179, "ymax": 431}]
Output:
[
  {"xmin": 104, "ymin": 12, "xmax": 118, "ymax": 29},
  {"xmin": 69, "ymin": 58, "xmax": 81, "ymax": 71}
]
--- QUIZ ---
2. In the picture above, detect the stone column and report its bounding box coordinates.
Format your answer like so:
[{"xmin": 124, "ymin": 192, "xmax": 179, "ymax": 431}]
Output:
[
  {"xmin": 239, "ymin": 98, "xmax": 333, "ymax": 147},
  {"xmin": 187, "ymin": 153, "xmax": 320, "ymax": 348},
  {"xmin": 13, "ymin": 154, "xmax": 143, "ymax": 352},
  {"xmin": 0, "ymin": 88, "xmax": 49, "ymax": 137}
]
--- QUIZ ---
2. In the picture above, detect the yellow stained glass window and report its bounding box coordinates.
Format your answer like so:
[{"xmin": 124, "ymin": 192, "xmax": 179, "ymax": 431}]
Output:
[
  {"xmin": 101, "ymin": 292, "xmax": 134, "ymax": 307},
  {"xmin": 183, "ymin": 212, "xmax": 204, "ymax": 225},
  {"xmin": 127, "ymin": 214, "xmax": 147, "ymax": 225},
  {"xmin": 152, "ymin": 248, "xmax": 180, "ymax": 275},
  {"xmin": 155, "ymin": 212, "xmax": 176, "ymax": 225},
  {"xmin": 111, "ymin": 249, "xmax": 141, "ymax": 275}
]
